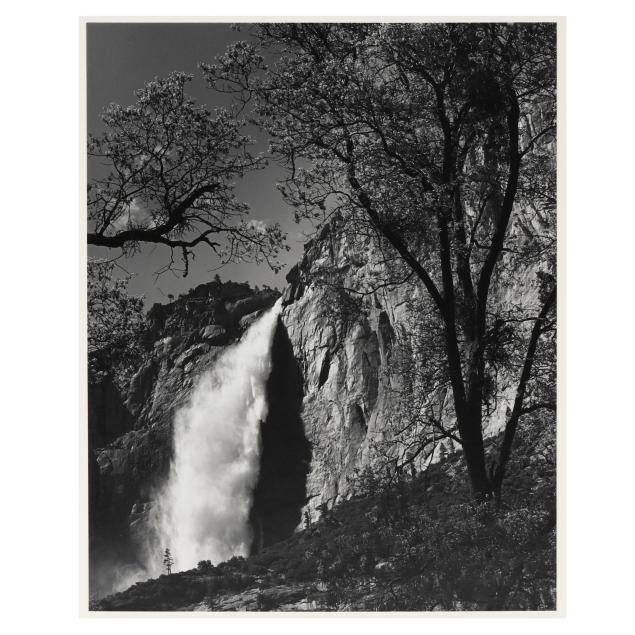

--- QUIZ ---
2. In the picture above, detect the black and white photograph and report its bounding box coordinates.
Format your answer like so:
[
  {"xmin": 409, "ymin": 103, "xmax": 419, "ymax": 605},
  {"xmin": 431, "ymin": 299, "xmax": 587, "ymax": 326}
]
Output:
[{"xmin": 85, "ymin": 20, "xmax": 559, "ymax": 612}]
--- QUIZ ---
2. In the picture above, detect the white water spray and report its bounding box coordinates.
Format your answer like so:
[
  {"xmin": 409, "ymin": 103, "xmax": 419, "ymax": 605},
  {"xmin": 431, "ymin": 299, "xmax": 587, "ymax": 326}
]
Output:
[{"xmin": 147, "ymin": 299, "xmax": 282, "ymax": 574}]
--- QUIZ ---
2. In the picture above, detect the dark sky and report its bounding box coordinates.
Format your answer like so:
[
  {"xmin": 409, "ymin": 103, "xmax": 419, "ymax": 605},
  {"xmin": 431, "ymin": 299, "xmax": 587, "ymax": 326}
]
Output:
[{"xmin": 86, "ymin": 23, "xmax": 310, "ymax": 307}]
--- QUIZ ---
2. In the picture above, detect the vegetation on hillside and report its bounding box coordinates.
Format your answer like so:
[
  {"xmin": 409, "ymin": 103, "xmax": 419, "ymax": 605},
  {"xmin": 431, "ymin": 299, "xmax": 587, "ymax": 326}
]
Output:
[{"xmin": 94, "ymin": 413, "xmax": 555, "ymax": 612}]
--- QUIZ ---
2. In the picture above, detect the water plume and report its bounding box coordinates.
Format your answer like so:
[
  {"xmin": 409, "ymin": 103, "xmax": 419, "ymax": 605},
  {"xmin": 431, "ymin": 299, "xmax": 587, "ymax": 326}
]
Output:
[{"xmin": 147, "ymin": 299, "xmax": 282, "ymax": 574}]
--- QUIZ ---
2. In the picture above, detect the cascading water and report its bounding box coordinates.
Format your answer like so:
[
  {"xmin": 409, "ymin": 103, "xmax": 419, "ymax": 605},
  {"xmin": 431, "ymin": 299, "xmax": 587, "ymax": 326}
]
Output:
[{"xmin": 146, "ymin": 299, "xmax": 282, "ymax": 575}]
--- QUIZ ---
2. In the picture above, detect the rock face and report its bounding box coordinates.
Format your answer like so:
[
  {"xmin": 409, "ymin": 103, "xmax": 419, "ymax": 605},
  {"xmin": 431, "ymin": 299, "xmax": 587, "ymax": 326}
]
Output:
[
  {"xmin": 250, "ymin": 321, "xmax": 311, "ymax": 551},
  {"xmin": 281, "ymin": 222, "xmax": 426, "ymax": 517},
  {"xmin": 88, "ymin": 374, "xmax": 133, "ymax": 448}
]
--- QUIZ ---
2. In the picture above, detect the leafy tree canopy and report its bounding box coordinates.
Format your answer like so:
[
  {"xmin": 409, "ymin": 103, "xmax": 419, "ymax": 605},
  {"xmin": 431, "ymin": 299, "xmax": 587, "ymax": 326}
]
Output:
[{"xmin": 204, "ymin": 23, "xmax": 557, "ymax": 500}]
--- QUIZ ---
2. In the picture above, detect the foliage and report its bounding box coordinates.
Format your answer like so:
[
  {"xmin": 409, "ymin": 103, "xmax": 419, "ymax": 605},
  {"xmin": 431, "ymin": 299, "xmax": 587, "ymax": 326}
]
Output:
[
  {"xmin": 205, "ymin": 23, "xmax": 557, "ymax": 499},
  {"xmin": 220, "ymin": 555, "xmax": 248, "ymax": 572},
  {"xmin": 87, "ymin": 258, "xmax": 146, "ymax": 384},
  {"xmin": 88, "ymin": 71, "xmax": 287, "ymax": 276},
  {"xmin": 347, "ymin": 465, "xmax": 384, "ymax": 498},
  {"xmin": 197, "ymin": 560, "xmax": 216, "ymax": 573}
]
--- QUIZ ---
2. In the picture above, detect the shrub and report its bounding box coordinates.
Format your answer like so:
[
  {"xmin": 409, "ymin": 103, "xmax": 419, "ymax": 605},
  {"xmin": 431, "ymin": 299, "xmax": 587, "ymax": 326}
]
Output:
[
  {"xmin": 220, "ymin": 555, "xmax": 247, "ymax": 572},
  {"xmin": 197, "ymin": 560, "xmax": 215, "ymax": 573}
]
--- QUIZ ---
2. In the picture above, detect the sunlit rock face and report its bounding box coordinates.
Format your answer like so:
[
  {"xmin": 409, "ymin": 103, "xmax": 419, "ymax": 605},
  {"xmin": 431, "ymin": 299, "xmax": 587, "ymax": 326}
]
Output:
[
  {"xmin": 281, "ymin": 221, "xmax": 422, "ymax": 518},
  {"xmin": 281, "ymin": 208, "xmax": 549, "ymax": 519}
]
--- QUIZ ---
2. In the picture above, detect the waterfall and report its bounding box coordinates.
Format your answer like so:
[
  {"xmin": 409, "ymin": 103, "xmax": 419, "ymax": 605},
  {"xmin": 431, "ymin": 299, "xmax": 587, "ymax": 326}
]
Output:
[{"xmin": 147, "ymin": 299, "xmax": 282, "ymax": 575}]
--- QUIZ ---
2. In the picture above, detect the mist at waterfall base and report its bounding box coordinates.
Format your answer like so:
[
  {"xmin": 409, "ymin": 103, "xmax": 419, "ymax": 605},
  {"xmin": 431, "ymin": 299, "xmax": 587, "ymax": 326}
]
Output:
[{"xmin": 141, "ymin": 299, "xmax": 283, "ymax": 577}]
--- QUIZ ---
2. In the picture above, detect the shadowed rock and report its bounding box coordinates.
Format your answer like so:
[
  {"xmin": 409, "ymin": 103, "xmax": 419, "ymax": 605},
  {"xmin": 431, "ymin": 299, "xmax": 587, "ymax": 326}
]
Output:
[{"xmin": 250, "ymin": 318, "xmax": 311, "ymax": 551}]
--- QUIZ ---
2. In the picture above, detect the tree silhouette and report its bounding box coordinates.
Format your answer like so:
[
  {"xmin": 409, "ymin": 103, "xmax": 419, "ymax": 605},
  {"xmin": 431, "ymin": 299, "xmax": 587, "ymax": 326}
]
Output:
[{"xmin": 163, "ymin": 548, "xmax": 174, "ymax": 575}]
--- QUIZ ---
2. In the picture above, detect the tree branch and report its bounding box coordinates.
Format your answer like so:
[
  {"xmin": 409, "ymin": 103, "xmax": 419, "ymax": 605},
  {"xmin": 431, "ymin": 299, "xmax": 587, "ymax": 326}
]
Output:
[
  {"xmin": 476, "ymin": 90, "xmax": 521, "ymax": 339},
  {"xmin": 492, "ymin": 284, "xmax": 557, "ymax": 498},
  {"xmin": 88, "ymin": 184, "xmax": 221, "ymax": 249},
  {"xmin": 520, "ymin": 401, "xmax": 556, "ymax": 415}
]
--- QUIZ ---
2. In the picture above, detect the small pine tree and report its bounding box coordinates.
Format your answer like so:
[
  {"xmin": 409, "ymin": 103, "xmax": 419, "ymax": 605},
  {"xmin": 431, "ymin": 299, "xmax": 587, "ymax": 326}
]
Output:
[{"xmin": 163, "ymin": 548, "xmax": 174, "ymax": 575}]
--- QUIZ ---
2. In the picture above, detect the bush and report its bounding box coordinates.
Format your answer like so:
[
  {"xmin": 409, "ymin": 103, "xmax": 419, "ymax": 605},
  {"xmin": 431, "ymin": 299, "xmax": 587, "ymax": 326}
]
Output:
[
  {"xmin": 220, "ymin": 555, "xmax": 247, "ymax": 572},
  {"xmin": 197, "ymin": 560, "xmax": 215, "ymax": 573},
  {"xmin": 349, "ymin": 466, "xmax": 383, "ymax": 498}
]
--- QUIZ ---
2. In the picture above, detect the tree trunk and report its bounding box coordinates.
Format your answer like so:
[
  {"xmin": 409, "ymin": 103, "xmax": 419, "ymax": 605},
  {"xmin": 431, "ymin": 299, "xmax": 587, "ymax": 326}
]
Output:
[
  {"xmin": 446, "ymin": 335, "xmax": 492, "ymax": 500},
  {"xmin": 457, "ymin": 410, "xmax": 492, "ymax": 499}
]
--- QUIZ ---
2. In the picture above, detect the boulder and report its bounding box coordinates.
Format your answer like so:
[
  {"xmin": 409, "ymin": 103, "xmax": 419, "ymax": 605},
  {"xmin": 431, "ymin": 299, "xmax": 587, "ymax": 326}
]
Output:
[{"xmin": 200, "ymin": 324, "xmax": 228, "ymax": 345}]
